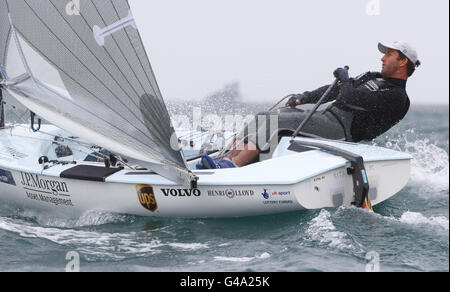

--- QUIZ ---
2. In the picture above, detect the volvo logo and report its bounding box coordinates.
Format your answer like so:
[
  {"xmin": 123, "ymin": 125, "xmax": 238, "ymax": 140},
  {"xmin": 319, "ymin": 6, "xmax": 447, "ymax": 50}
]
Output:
[{"xmin": 161, "ymin": 188, "xmax": 201, "ymax": 197}]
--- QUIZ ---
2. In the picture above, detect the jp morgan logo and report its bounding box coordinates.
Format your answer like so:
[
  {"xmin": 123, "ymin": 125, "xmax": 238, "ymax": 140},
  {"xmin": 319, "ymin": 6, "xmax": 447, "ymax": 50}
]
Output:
[
  {"xmin": 137, "ymin": 185, "xmax": 158, "ymax": 212},
  {"xmin": 207, "ymin": 189, "xmax": 255, "ymax": 199},
  {"xmin": 20, "ymin": 172, "xmax": 69, "ymax": 196},
  {"xmin": 161, "ymin": 188, "xmax": 201, "ymax": 197}
]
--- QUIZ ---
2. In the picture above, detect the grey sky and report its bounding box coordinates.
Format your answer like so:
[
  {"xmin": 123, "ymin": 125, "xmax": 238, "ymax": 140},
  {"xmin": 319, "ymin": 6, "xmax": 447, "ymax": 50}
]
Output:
[{"xmin": 130, "ymin": 0, "xmax": 449, "ymax": 105}]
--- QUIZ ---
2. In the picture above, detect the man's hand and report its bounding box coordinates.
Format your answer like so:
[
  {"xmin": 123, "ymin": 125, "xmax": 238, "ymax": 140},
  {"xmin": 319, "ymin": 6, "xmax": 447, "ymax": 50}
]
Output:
[
  {"xmin": 333, "ymin": 67, "xmax": 350, "ymax": 82},
  {"xmin": 286, "ymin": 94, "xmax": 303, "ymax": 108}
]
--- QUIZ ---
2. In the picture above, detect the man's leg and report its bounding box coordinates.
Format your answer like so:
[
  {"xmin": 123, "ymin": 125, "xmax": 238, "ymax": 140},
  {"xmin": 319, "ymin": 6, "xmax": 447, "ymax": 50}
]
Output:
[
  {"xmin": 223, "ymin": 108, "xmax": 348, "ymax": 168},
  {"xmin": 226, "ymin": 141, "xmax": 260, "ymax": 167},
  {"xmin": 225, "ymin": 111, "xmax": 279, "ymax": 167}
]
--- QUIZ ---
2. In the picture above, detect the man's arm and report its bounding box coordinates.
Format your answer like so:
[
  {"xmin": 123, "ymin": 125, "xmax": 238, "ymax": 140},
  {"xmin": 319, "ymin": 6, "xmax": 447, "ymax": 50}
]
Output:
[
  {"xmin": 300, "ymin": 70, "xmax": 380, "ymax": 105},
  {"xmin": 300, "ymin": 84, "xmax": 341, "ymax": 105}
]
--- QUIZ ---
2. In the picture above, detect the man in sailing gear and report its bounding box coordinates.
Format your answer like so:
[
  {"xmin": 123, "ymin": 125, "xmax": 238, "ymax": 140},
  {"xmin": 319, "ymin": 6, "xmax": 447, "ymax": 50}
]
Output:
[{"xmin": 199, "ymin": 41, "xmax": 420, "ymax": 169}]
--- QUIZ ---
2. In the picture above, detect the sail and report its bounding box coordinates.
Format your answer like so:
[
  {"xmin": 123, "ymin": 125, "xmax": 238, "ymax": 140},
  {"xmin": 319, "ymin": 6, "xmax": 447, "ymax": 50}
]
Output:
[
  {"xmin": 1, "ymin": 0, "xmax": 197, "ymax": 187},
  {"xmin": 0, "ymin": 0, "xmax": 9, "ymax": 76}
]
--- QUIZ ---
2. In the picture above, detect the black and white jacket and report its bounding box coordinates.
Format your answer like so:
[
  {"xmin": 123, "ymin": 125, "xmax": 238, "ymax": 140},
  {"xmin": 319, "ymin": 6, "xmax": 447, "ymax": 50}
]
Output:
[{"xmin": 301, "ymin": 72, "xmax": 410, "ymax": 142}]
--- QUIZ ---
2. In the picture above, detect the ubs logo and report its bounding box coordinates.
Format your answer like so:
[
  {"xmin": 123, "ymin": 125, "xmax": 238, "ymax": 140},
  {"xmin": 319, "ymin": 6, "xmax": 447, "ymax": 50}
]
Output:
[{"xmin": 137, "ymin": 185, "xmax": 157, "ymax": 212}]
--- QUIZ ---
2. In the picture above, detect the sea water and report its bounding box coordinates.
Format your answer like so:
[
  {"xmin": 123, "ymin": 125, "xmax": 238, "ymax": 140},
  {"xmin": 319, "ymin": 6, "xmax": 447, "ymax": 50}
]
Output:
[{"xmin": 0, "ymin": 104, "xmax": 448, "ymax": 272}]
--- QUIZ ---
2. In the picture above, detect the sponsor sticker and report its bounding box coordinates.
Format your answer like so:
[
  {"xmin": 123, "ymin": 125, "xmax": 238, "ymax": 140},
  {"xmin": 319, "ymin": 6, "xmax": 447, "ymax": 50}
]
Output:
[
  {"xmin": 207, "ymin": 189, "xmax": 255, "ymax": 199},
  {"xmin": 0, "ymin": 169, "xmax": 16, "ymax": 186},
  {"xmin": 137, "ymin": 185, "xmax": 158, "ymax": 212},
  {"xmin": 161, "ymin": 188, "xmax": 201, "ymax": 197},
  {"xmin": 20, "ymin": 172, "xmax": 69, "ymax": 196},
  {"xmin": 261, "ymin": 189, "xmax": 293, "ymax": 205},
  {"xmin": 19, "ymin": 172, "xmax": 74, "ymax": 207}
]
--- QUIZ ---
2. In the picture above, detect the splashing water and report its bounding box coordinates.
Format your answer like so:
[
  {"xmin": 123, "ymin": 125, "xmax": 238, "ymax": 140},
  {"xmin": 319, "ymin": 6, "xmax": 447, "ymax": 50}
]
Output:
[
  {"xmin": 378, "ymin": 129, "xmax": 449, "ymax": 193},
  {"xmin": 398, "ymin": 211, "xmax": 449, "ymax": 231},
  {"xmin": 304, "ymin": 209, "xmax": 357, "ymax": 251}
]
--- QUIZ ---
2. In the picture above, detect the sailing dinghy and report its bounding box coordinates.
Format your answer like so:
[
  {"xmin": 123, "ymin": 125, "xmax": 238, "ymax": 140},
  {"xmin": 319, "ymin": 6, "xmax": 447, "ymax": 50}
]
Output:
[{"xmin": 0, "ymin": 0, "xmax": 412, "ymax": 218}]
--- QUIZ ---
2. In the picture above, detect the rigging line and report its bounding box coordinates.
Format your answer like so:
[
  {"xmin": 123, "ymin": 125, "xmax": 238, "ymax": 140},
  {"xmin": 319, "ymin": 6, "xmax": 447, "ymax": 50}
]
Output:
[
  {"xmin": 19, "ymin": 126, "xmax": 97, "ymax": 149},
  {"xmin": 110, "ymin": 0, "xmax": 167, "ymax": 118},
  {"xmin": 178, "ymin": 131, "xmax": 205, "ymax": 141},
  {"xmin": 181, "ymin": 130, "xmax": 210, "ymax": 142},
  {"xmin": 34, "ymin": 126, "xmax": 150, "ymax": 169},
  {"xmin": 12, "ymin": 10, "xmax": 172, "ymax": 156},
  {"xmin": 47, "ymin": 1, "xmax": 172, "ymax": 146},
  {"xmin": 1, "ymin": 26, "xmax": 11, "ymax": 66},
  {"xmin": 12, "ymin": 123, "xmax": 103, "ymax": 153},
  {"xmin": 3, "ymin": 0, "xmax": 11, "ymax": 17},
  {"xmin": 96, "ymin": 0, "xmax": 171, "ymax": 138},
  {"xmin": 8, "ymin": 129, "xmax": 139, "ymax": 170},
  {"xmin": 5, "ymin": 104, "xmax": 29, "ymax": 125},
  {"xmin": 17, "ymin": 0, "xmax": 165, "ymax": 145},
  {"xmin": 7, "ymin": 132, "xmax": 105, "ymax": 163}
]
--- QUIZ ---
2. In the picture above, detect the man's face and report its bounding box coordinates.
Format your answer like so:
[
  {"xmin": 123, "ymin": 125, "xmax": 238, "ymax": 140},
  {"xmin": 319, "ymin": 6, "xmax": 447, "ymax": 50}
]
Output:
[{"xmin": 381, "ymin": 48, "xmax": 403, "ymax": 77}]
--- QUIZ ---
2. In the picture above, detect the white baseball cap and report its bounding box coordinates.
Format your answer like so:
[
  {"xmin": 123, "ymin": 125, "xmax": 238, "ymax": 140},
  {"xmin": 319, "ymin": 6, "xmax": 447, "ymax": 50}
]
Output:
[{"xmin": 378, "ymin": 41, "xmax": 421, "ymax": 66}]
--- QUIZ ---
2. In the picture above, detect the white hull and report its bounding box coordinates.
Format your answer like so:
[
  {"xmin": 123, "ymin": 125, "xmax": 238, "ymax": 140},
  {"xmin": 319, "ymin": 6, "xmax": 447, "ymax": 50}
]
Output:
[{"xmin": 0, "ymin": 126, "xmax": 412, "ymax": 218}]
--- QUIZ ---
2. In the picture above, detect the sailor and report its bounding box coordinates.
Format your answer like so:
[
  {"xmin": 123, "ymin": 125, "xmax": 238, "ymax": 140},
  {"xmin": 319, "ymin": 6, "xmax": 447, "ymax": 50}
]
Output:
[{"xmin": 197, "ymin": 41, "xmax": 421, "ymax": 169}]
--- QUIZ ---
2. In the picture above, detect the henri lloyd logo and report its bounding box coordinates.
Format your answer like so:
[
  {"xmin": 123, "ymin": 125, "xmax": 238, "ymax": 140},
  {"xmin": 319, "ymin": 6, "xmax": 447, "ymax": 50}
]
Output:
[
  {"xmin": 20, "ymin": 172, "xmax": 69, "ymax": 196},
  {"xmin": 207, "ymin": 189, "xmax": 255, "ymax": 199},
  {"xmin": 161, "ymin": 188, "xmax": 201, "ymax": 197}
]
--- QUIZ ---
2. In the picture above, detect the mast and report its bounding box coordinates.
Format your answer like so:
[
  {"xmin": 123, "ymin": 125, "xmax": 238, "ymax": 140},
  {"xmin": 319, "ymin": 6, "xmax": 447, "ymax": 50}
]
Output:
[
  {"xmin": 0, "ymin": 69, "xmax": 4, "ymax": 129},
  {"xmin": 0, "ymin": 86, "xmax": 4, "ymax": 129}
]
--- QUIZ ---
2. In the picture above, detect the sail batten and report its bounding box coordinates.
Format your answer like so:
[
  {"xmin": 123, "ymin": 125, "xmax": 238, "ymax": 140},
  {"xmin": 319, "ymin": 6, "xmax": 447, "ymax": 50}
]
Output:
[{"xmin": 1, "ymin": 0, "xmax": 196, "ymax": 187}]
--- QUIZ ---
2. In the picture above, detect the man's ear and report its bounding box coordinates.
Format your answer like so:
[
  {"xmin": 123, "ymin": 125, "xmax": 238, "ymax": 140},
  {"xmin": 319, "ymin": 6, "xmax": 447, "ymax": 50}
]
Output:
[{"xmin": 399, "ymin": 57, "xmax": 408, "ymax": 68}]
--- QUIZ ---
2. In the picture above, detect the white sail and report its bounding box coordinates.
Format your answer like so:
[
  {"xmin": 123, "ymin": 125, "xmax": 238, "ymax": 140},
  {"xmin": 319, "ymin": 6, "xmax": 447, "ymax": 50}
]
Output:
[{"xmin": 0, "ymin": 0, "xmax": 197, "ymax": 187}]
